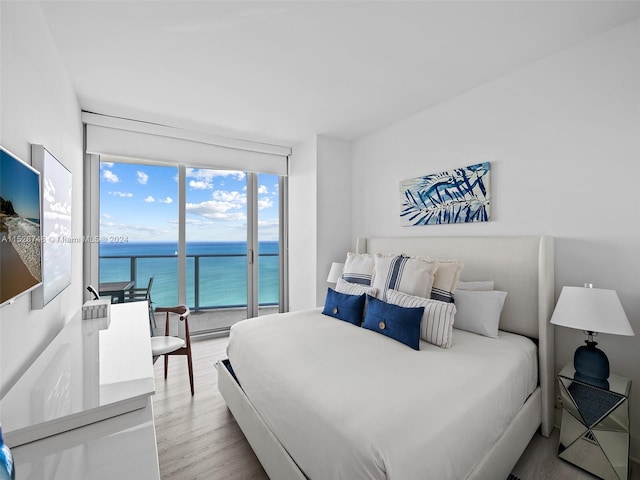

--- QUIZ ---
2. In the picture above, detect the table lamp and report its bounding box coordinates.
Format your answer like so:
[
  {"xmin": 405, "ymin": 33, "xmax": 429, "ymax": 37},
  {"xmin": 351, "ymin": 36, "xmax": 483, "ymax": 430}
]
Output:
[
  {"xmin": 550, "ymin": 284, "xmax": 634, "ymax": 389},
  {"xmin": 326, "ymin": 262, "xmax": 344, "ymax": 284}
]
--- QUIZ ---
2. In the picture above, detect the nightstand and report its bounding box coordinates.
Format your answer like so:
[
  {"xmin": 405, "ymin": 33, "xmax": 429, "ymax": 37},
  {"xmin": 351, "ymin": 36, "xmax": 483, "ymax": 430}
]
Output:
[{"xmin": 558, "ymin": 364, "xmax": 631, "ymax": 480}]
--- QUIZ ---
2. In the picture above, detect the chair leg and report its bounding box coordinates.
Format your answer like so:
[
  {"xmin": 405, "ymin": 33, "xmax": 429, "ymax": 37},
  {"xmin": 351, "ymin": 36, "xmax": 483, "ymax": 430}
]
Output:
[
  {"xmin": 187, "ymin": 350, "xmax": 194, "ymax": 396},
  {"xmin": 164, "ymin": 354, "xmax": 169, "ymax": 380}
]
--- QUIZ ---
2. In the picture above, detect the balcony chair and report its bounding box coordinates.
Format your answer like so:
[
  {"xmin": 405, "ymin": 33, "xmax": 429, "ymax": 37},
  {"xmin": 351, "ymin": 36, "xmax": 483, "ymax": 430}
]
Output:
[
  {"xmin": 152, "ymin": 305, "xmax": 194, "ymax": 395},
  {"xmin": 124, "ymin": 276, "xmax": 156, "ymax": 329}
]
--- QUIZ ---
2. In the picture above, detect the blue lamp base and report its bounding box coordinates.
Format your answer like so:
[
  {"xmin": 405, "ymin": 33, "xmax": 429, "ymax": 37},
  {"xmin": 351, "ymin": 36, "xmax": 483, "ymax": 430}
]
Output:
[{"xmin": 573, "ymin": 339, "xmax": 609, "ymax": 390}]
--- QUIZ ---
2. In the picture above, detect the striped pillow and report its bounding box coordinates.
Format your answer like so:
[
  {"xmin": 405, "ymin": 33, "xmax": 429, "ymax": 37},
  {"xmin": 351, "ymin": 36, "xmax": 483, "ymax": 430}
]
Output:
[
  {"xmin": 341, "ymin": 252, "xmax": 375, "ymax": 286},
  {"xmin": 431, "ymin": 260, "xmax": 463, "ymax": 303},
  {"xmin": 336, "ymin": 278, "xmax": 377, "ymax": 298},
  {"xmin": 386, "ymin": 289, "xmax": 457, "ymax": 348},
  {"xmin": 372, "ymin": 254, "xmax": 437, "ymax": 301},
  {"xmin": 416, "ymin": 259, "xmax": 463, "ymax": 303}
]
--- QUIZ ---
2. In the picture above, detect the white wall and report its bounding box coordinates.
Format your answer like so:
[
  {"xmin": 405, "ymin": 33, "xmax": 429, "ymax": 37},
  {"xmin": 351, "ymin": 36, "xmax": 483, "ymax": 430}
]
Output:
[
  {"xmin": 289, "ymin": 136, "xmax": 318, "ymax": 311},
  {"xmin": 289, "ymin": 135, "xmax": 352, "ymax": 310},
  {"xmin": 351, "ymin": 18, "xmax": 640, "ymax": 459},
  {"xmin": 316, "ymin": 136, "xmax": 352, "ymax": 304},
  {"xmin": 0, "ymin": 2, "xmax": 83, "ymax": 398}
]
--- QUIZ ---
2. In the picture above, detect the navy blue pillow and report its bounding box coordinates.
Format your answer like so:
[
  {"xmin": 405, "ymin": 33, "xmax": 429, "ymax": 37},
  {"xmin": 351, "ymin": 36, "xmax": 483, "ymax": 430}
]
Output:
[
  {"xmin": 322, "ymin": 288, "xmax": 366, "ymax": 326},
  {"xmin": 363, "ymin": 295, "xmax": 424, "ymax": 350}
]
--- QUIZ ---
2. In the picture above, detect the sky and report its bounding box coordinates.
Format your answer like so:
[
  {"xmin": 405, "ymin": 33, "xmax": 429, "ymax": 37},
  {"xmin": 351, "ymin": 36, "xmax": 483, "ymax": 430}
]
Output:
[
  {"xmin": 99, "ymin": 161, "xmax": 279, "ymax": 242},
  {"xmin": 0, "ymin": 149, "xmax": 41, "ymax": 220}
]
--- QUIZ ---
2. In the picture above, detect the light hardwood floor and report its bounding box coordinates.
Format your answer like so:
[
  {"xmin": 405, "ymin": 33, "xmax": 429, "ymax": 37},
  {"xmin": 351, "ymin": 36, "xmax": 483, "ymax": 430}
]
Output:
[{"xmin": 152, "ymin": 335, "xmax": 637, "ymax": 480}]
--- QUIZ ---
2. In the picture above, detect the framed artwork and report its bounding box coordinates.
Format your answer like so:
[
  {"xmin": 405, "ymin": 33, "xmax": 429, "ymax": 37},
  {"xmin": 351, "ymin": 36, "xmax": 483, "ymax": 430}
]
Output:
[
  {"xmin": 0, "ymin": 146, "xmax": 42, "ymax": 307},
  {"xmin": 31, "ymin": 145, "xmax": 72, "ymax": 309},
  {"xmin": 400, "ymin": 162, "xmax": 491, "ymax": 226}
]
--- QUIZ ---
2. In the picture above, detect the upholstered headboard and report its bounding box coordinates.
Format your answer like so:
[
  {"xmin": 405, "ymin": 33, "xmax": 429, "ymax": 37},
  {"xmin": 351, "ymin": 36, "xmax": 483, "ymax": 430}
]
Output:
[{"xmin": 356, "ymin": 235, "xmax": 555, "ymax": 436}]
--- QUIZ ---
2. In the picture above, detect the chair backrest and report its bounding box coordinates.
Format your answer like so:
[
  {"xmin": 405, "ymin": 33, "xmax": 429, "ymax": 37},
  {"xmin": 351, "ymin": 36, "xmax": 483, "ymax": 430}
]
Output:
[
  {"xmin": 146, "ymin": 276, "xmax": 154, "ymax": 301},
  {"xmin": 155, "ymin": 305, "xmax": 190, "ymax": 341}
]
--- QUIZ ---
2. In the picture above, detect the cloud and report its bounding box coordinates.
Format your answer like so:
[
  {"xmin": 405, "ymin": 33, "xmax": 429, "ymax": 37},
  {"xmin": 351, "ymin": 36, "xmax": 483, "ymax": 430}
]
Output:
[
  {"xmin": 184, "ymin": 218, "xmax": 214, "ymax": 227},
  {"xmin": 186, "ymin": 168, "xmax": 246, "ymax": 190},
  {"xmin": 158, "ymin": 197, "xmax": 173, "ymax": 204},
  {"xmin": 258, "ymin": 197, "xmax": 273, "ymax": 210},
  {"xmin": 258, "ymin": 185, "xmax": 269, "ymax": 194},
  {"xmin": 102, "ymin": 213, "xmax": 112, "ymax": 219},
  {"xmin": 258, "ymin": 218, "xmax": 279, "ymax": 228},
  {"xmin": 212, "ymin": 190, "xmax": 246, "ymax": 205},
  {"xmin": 189, "ymin": 180, "xmax": 211, "ymax": 190},
  {"xmin": 109, "ymin": 191, "xmax": 133, "ymax": 198},
  {"xmin": 102, "ymin": 169, "xmax": 119, "ymax": 183},
  {"xmin": 137, "ymin": 171, "xmax": 149, "ymax": 184},
  {"xmin": 144, "ymin": 196, "xmax": 155, "ymax": 203},
  {"xmin": 100, "ymin": 162, "xmax": 114, "ymax": 168},
  {"xmin": 206, "ymin": 170, "xmax": 245, "ymax": 181},
  {"xmin": 100, "ymin": 221, "xmax": 172, "ymax": 239},
  {"xmin": 186, "ymin": 199, "xmax": 246, "ymax": 221}
]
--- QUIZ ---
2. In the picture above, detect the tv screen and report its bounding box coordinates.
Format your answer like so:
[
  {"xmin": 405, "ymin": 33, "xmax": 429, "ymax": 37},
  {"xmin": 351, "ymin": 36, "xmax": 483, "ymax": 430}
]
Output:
[{"xmin": 0, "ymin": 146, "xmax": 42, "ymax": 306}]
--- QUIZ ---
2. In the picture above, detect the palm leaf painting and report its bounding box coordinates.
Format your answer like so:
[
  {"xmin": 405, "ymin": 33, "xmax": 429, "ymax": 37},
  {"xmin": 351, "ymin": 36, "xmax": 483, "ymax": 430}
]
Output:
[{"xmin": 400, "ymin": 162, "xmax": 491, "ymax": 226}]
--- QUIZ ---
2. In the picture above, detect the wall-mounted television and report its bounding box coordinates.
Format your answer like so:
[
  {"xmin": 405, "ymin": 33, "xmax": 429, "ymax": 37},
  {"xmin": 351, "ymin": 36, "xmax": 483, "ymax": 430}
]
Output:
[{"xmin": 0, "ymin": 146, "xmax": 42, "ymax": 307}]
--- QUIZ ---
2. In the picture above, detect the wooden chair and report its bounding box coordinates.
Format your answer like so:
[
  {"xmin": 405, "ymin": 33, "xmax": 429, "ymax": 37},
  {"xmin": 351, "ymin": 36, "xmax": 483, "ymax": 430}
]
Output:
[{"xmin": 151, "ymin": 305, "xmax": 194, "ymax": 395}]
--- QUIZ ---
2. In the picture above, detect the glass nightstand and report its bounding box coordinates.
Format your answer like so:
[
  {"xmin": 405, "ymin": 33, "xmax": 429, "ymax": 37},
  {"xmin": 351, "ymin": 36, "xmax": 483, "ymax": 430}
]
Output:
[{"xmin": 558, "ymin": 364, "xmax": 631, "ymax": 480}]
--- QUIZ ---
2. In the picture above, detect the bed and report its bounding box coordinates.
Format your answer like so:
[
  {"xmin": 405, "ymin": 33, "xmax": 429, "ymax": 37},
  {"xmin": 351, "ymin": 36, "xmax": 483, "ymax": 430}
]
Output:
[{"xmin": 218, "ymin": 236, "xmax": 555, "ymax": 480}]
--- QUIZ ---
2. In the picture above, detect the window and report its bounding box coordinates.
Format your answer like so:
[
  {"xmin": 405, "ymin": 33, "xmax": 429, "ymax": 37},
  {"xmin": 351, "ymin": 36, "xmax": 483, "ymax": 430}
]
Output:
[{"xmin": 95, "ymin": 160, "xmax": 285, "ymax": 335}]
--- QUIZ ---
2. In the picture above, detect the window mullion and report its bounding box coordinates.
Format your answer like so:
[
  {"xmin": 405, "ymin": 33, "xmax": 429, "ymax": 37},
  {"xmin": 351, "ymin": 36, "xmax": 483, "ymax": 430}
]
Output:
[{"xmin": 178, "ymin": 165, "xmax": 186, "ymax": 305}]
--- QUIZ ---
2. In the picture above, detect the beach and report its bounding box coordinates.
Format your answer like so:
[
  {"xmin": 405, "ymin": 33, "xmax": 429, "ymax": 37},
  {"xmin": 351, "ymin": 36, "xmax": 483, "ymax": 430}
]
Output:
[
  {"xmin": 3, "ymin": 215, "xmax": 41, "ymax": 279},
  {"xmin": 0, "ymin": 229, "xmax": 40, "ymax": 303}
]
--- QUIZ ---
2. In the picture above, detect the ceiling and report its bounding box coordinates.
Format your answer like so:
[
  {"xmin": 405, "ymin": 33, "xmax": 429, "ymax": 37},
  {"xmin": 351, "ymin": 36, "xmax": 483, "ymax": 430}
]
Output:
[{"xmin": 39, "ymin": 1, "xmax": 640, "ymax": 146}]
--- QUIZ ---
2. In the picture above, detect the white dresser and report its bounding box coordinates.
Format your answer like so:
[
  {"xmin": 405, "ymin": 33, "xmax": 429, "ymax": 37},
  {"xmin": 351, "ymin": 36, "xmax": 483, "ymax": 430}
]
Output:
[{"xmin": 1, "ymin": 302, "xmax": 160, "ymax": 480}]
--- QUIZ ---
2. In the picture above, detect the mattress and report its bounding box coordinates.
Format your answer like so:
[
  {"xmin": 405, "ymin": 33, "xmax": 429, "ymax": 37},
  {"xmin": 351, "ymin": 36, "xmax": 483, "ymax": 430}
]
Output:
[{"xmin": 227, "ymin": 308, "xmax": 538, "ymax": 480}]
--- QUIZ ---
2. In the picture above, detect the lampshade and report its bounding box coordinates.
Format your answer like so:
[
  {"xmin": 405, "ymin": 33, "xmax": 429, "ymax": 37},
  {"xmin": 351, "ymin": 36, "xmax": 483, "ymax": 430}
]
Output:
[
  {"xmin": 326, "ymin": 262, "xmax": 344, "ymax": 284},
  {"xmin": 550, "ymin": 286, "xmax": 634, "ymax": 336},
  {"xmin": 551, "ymin": 284, "xmax": 634, "ymax": 389}
]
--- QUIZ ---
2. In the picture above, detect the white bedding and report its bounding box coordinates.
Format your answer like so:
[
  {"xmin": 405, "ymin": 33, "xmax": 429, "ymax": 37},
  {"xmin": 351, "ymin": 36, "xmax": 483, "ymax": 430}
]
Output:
[{"xmin": 227, "ymin": 308, "xmax": 538, "ymax": 480}]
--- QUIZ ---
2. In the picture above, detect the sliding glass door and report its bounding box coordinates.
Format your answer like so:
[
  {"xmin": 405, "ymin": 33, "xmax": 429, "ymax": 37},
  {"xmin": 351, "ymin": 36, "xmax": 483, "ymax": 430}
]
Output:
[
  {"xmin": 256, "ymin": 173, "xmax": 281, "ymax": 316},
  {"xmin": 98, "ymin": 160, "xmax": 284, "ymax": 335},
  {"xmin": 185, "ymin": 168, "xmax": 249, "ymax": 330},
  {"xmin": 98, "ymin": 161, "xmax": 179, "ymax": 314}
]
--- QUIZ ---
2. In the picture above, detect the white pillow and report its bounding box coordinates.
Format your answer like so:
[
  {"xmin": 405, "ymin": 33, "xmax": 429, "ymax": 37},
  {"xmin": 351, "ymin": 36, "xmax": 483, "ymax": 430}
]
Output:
[
  {"xmin": 453, "ymin": 290, "xmax": 507, "ymax": 338},
  {"xmin": 456, "ymin": 280, "xmax": 494, "ymax": 291},
  {"xmin": 386, "ymin": 289, "xmax": 457, "ymax": 348},
  {"xmin": 341, "ymin": 252, "xmax": 375, "ymax": 286},
  {"xmin": 372, "ymin": 254, "xmax": 437, "ymax": 301},
  {"xmin": 336, "ymin": 278, "xmax": 377, "ymax": 298}
]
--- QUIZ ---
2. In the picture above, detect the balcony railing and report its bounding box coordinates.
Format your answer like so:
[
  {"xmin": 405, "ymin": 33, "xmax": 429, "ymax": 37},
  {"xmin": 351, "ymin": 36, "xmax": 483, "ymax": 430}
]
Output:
[{"xmin": 99, "ymin": 252, "xmax": 279, "ymax": 312}]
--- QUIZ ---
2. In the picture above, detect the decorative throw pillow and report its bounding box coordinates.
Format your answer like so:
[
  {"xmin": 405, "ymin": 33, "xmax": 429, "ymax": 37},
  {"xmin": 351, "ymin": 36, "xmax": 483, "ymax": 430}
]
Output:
[
  {"xmin": 341, "ymin": 252, "xmax": 375, "ymax": 286},
  {"xmin": 362, "ymin": 295, "xmax": 424, "ymax": 350},
  {"xmin": 428, "ymin": 260, "xmax": 464, "ymax": 303},
  {"xmin": 453, "ymin": 290, "xmax": 507, "ymax": 338},
  {"xmin": 386, "ymin": 289, "xmax": 457, "ymax": 348},
  {"xmin": 335, "ymin": 278, "xmax": 377, "ymax": 298},
  {"xmin": 372, "ymin": 254, "xmax": 437, "ymax": 301},
  {"xmin": 322, "ymin": 288, "xmax": 366, "ymax": 326},
  {"xmin": 455, "ymin": 280, "xmax": 494, "ymax": 291}
]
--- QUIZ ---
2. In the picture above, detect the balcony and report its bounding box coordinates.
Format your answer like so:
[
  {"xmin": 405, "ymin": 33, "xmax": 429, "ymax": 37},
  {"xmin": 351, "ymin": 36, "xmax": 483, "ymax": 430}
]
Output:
[{"xmin": 99, "ymin": 251, "xmax": 280, "ymax": 335}]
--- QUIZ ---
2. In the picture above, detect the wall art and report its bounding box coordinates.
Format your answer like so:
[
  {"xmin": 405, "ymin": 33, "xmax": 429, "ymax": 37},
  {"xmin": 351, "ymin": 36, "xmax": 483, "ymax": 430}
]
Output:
[
  {"xmin": 31, "ymin": 145, "xmax": 72, "ymax": 309},
  {"xmin": 400, "ymin": 162, "xmax": 490, "ymax": 226},
  {"xmin": 0, "ymin": 146, "xmax": 42, "ymax": 307}
]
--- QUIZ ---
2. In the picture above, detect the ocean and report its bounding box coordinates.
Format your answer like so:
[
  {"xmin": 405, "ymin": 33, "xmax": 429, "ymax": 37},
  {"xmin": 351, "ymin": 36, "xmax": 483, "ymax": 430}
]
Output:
[{"xmin": 99, "ymin": 241, "xmax": 279, "ymax": 309}]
